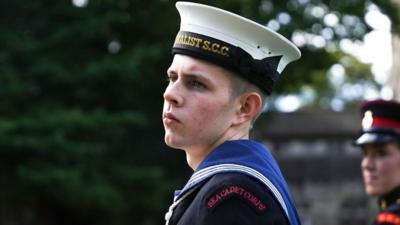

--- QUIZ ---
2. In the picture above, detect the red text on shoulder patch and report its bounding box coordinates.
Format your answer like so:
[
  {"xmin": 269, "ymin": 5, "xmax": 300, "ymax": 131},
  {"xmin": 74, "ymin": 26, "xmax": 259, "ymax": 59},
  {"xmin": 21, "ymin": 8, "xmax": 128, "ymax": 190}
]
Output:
[
  {"xmin": 207, "ymin": 185, "xmax": 267, "ymax": 213},
  {"xmin": 376, "ymin": 212, "xmax": 400, "ymax": 225}
]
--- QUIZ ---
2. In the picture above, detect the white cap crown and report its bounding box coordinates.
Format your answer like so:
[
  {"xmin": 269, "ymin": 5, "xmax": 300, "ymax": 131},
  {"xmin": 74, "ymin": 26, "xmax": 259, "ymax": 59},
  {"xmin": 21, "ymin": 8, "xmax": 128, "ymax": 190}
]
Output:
[{"xmin": 172, "ymin": 1, "xmax": 301, "ymax": 94}]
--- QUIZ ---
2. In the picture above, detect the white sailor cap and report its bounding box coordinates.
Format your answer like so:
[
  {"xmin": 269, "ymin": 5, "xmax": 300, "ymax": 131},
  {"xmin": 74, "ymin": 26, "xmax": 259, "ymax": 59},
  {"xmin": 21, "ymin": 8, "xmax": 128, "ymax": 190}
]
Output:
[{"xmin": 172, "ymin": 1, "xmax": 301, "ymax": 95}]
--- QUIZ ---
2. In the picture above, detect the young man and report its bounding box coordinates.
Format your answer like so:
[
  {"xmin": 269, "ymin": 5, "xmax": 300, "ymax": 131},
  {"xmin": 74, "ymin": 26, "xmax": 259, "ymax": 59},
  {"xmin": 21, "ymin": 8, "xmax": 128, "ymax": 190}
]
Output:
[
  {"xmin": 355, "ymin": 99, "xmax": 400, "ymax": 225},
  {"xmin": 163, "ymin": 2, "xmax": 301, "ymax": 225}
]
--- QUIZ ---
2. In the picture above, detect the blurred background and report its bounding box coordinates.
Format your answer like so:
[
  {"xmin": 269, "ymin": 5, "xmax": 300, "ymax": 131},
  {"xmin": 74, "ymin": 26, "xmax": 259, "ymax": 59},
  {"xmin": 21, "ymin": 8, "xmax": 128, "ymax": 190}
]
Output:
[{"xmin": 1, "ymin": 0, "xmax": 399, "ymax": 224}]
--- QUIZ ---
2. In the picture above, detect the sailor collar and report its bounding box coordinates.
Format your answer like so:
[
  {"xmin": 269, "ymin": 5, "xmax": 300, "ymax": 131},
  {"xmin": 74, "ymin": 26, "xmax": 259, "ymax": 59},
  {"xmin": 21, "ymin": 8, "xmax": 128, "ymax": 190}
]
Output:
[{"xmin": 165, "ymin": 140, "xmax": 291, "ymax": 225}]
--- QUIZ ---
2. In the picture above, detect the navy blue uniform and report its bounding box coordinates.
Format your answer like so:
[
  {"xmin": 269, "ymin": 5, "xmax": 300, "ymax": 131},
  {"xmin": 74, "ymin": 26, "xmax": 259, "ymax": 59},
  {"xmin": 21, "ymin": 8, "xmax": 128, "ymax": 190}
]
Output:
[
  {"xmin": 165, "ymin": 140, "xmax": 301, "ymax": 225},
  {"xmin": 372, "ymin": 187, "xmax": 400, "ymax": 225},
  {"xmin": 167, "ymin": 173, "xmax": 289, "ymax": 225}
]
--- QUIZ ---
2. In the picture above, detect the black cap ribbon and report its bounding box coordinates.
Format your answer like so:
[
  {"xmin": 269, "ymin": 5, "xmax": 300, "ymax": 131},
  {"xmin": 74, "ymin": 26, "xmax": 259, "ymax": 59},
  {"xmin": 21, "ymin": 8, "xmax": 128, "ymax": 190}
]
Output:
[{"xmin": 172, "ymin": 31, "xmax": 282, "ymax": 95}]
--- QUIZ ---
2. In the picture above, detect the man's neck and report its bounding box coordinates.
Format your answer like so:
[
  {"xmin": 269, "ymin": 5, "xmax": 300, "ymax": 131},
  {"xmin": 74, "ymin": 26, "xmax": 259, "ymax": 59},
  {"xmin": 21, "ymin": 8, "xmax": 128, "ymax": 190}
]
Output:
[{"xmin": 185, "ymin": 131, "xmax": 250, "ymax": 170}]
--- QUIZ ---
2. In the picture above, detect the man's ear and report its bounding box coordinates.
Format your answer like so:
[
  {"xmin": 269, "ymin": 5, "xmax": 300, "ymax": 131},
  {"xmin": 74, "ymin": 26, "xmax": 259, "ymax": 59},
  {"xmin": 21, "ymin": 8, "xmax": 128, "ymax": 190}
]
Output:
[{"xmin": 233, "ymin": 92, "xmax": 262, "ymax": 125}]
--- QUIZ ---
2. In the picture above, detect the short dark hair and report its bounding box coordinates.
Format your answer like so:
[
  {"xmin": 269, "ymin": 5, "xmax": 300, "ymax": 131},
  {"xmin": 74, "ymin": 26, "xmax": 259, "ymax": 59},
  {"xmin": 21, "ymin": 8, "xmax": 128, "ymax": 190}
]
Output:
[{"xmin": 227, "ymin": 70, "xmax": 267, "ymax": 125}]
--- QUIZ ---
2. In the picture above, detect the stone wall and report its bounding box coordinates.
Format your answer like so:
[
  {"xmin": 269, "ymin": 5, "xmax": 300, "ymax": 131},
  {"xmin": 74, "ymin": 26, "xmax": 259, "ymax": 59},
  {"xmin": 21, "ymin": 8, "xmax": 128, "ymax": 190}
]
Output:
[{"xmin": 252, "ymin": 110, "xmax": 379, "ymax": 225}]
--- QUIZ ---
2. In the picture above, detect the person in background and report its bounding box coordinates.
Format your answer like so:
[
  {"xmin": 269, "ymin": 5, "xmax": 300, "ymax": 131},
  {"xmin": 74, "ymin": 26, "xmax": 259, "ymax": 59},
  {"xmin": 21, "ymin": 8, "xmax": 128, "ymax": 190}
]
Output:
[
  {"xmin": 355, "ymin": 99, "xmax": 400, "ymax": 225},
  {"xmin": 162, "ymin": 1, "xmax": 302, "ymax": 225}
]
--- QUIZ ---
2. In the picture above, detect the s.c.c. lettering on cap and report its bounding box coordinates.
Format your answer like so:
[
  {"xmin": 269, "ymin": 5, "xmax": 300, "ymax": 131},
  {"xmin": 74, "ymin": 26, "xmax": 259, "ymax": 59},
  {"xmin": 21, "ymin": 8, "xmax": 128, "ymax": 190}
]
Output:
[{"xmin": 174, "ymin": 31, "xmax": 231, "ymax": 57}]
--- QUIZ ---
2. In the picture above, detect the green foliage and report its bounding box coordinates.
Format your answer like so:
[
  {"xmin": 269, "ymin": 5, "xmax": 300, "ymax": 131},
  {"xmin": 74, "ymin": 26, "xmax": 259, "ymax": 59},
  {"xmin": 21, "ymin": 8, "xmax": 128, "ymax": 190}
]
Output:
[
  {"xmin": 0, "ymin": 0, "xmax": 174, "ymax": 224},
  {"xmin": 0, "ymin": 0, "xmax": 398, "ymax": 225},
  {"xmin": 0, "ymin": 107, "xmax": 169, "ymax": 224}
]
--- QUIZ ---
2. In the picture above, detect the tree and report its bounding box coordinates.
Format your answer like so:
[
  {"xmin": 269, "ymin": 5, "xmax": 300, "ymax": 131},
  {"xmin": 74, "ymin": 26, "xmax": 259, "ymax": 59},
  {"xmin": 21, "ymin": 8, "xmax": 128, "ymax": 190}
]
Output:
[
  {"xmin": 387, "ymin": 0, "xmax": 400, "ymax": 100},
  {"xmin": 0, "ymin": 1, "xmax": 176, "ymax": 224}
]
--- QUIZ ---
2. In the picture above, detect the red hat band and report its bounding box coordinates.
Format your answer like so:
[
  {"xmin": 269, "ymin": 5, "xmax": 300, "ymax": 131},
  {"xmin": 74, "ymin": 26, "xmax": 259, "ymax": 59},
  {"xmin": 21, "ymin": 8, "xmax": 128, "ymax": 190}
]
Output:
[{"xmin": 362, "ymin": 113, "xmax": 400, "ymax": 130}]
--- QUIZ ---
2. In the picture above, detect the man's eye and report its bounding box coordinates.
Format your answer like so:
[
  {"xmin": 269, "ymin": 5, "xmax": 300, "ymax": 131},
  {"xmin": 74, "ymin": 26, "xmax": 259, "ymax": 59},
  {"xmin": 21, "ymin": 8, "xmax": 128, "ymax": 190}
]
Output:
[
  {"xmin": 189, "ymin": 80, "xmax": 206, "ymax": 89},
  {"xmin": 166, "ymin": 75, "xmax": 177, "ymax": 83}
]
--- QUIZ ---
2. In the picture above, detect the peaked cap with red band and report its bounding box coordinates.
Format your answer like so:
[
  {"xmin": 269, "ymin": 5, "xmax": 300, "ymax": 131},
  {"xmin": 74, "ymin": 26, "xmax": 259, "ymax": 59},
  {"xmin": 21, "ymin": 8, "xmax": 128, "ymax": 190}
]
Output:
[
  {"xmin": 172, "ymin": 2, "xmax": 301, "ymax": 95},
  {"xmin": 355, "ymin": 99, "xmax": 400, "ymax": 145}
]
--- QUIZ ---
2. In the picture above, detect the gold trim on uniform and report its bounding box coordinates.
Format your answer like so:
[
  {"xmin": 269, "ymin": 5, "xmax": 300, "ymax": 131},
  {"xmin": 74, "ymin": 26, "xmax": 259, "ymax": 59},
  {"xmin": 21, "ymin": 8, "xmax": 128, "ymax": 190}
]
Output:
[
  {"xmin": 174, "ymin": 33, "xmax": 230, "ymax": 57},
  {"xmin": 380, "ymin": 199, "xmax": 387, "ymax": 210}
]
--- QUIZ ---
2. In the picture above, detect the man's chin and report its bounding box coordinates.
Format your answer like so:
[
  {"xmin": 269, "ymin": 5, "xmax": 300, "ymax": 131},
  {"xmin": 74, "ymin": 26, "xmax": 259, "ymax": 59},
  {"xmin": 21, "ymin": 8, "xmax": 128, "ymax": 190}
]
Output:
[{"xmin": 164, "ymin": 136, "xmax": 184, "ymax": 150}]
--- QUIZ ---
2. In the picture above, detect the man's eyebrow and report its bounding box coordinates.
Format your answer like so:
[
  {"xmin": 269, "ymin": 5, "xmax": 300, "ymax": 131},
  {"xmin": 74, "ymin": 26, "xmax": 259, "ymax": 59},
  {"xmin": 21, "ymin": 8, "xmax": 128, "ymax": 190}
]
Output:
[
  {"xmin": 184, "ymin": 73, "xmax": 205, "ymax": 79},
  {"xmin": 182, "ymin": 73, "xmax": 212, "ymax": 84},
  {"xmin": 179, "ymin": 66, "xmax": 207, "ymax": 78},
  {"xmin": 167, "ymin": 64, "xmax": 214, "ymax": 83}
]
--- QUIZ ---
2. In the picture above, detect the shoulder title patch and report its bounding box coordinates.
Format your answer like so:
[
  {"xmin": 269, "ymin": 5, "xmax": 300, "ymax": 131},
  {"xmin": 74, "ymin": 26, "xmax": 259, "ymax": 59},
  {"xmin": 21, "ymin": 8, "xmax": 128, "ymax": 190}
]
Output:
[{"xmin": 207, "ymin": 185, "xmax": 267, "ymax": 213}]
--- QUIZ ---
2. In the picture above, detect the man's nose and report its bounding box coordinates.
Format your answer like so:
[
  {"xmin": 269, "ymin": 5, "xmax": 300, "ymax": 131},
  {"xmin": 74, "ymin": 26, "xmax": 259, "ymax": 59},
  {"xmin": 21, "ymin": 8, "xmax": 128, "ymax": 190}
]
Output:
[{"xmin": 163, "ymin": 82, "xmax": 184, "ymax": 107}]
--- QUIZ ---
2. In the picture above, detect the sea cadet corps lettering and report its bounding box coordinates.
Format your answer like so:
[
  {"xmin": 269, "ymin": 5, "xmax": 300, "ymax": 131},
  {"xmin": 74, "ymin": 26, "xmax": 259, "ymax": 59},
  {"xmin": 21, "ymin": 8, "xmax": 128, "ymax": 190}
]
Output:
[
  {"xmin": 207, "ymin": 185, "xmax": 266, "ymax": 212},
  {"xmin": 174, "ymin": 33, "xmax": 230, "ymax": 57}
]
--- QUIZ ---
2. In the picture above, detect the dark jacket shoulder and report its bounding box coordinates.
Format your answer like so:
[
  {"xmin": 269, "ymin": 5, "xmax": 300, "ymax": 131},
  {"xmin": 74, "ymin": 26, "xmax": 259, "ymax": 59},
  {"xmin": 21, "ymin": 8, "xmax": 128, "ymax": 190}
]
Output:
[
  {"xmin": 173, "ymin": 172, "xmax": 289, "ymax": 225},
  {"xmin": 374, "ymin": 187, "xmax": 400, "ymax": 225}
]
